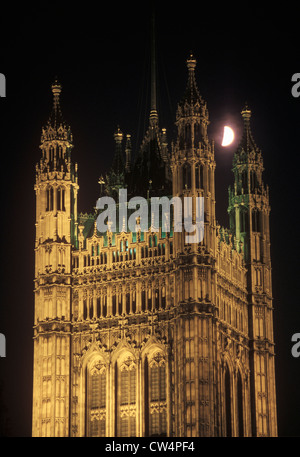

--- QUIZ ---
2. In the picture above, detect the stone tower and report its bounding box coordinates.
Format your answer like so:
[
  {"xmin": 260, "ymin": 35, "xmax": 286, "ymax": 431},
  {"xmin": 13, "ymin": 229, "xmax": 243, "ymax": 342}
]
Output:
[
  {"xmin": 228, "ymin": 106, "xmax": 277, "ymax": 436},
  {"xmin": 32, "ymin": 55, "xmax": 277, "ymax": 436},
  {"xmin": 32, "ymin": 81, "xmax": 79, "ymax": 436},
  {"xmin": 169, "ymin": 53, "xmax": 219, "ymax": 435}
]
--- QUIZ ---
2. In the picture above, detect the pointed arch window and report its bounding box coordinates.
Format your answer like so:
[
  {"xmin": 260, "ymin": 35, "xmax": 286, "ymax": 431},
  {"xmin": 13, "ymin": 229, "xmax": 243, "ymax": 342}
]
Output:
[
  {"xmin": 195, "ymin": 164, "xmax": 204, "ymax": 189},
  {"xmin": 46, "ymin": 186, "xmax": 54, "ymax": 211},
  {"xmin": 182, "ymin": 164, "xmax": 192, "ymax": 189},
  {"xmin": 148, "ymin": 287, "xmax": 152, "ymax": 311},
  {"xmin": 237, "ymin": 370, "xmax": 244, "ymax": 437},
  {"xmin": 154, "ymin": 287, "xmax": 160, "ymax": 310},
  {"xmin": 194, "ymin": 122, "xmax": 201, "ymax": 145},
  {"xmin": 86, "ymin": 359, "xmax": 106, "ymax": 437},
  {"xmin": 224, "ymin": 364, "xmax": 232, "ymax": 437},
  {"xmin": 112, "ymin": 294, "xmax": 117, "ymax": 316},
  {"xmin": 126, "ymin": 292, "xmax": 130, "ymax": 314},
  {"xmin": 252, "ymin": 209, "xmax": 261, "ymax": 232},
  {"xmin": 241, "ymin": 170, "xmax": 248, "ymax": 192},
  {"xmin": 115, "ymin": 357, "xmax": 137, "ymax": 437},
  {"xmin": 57, "ymin": 186, "xmax": 65, "ymax": 211},
  {"xmin": 240, "ymin": 208, "xmax": 249, "ymax": 233},
  {"xmin": 250, "ymin": 170, "xmax": 259, "ymax": 193},
  {"xmin": 145, "ymin": 352, "xmax": 167, "ymax": 436},
  {"xmin": 141, "ymin": 289, "xmax": 146, "ymax": 312}
]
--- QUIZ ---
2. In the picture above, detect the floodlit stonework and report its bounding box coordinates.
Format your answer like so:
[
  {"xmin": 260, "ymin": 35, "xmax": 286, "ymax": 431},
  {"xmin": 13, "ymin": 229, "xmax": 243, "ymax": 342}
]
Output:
[{"xmin": 32, "ymin": 54, "xmax": 277, "ymax": 437}]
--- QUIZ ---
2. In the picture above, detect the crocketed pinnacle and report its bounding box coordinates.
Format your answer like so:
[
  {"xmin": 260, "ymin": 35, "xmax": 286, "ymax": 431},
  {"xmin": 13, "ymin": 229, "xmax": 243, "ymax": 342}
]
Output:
[
  {"xmin": 237, "ymin": 104, "xmax": 258, "ymax": 155},
  {"xmin": 48, "ymin": 78, "xmax": 66, "ymax": 129},
  {"xmin": 41, "ymin": 78, "xmax": 73, "ymax": 144},
  {"xmin": 181, "ymin": 52, "xmax": 202, "ymax": 106},
  {"xmin": 112, "ymin": 126, "xmax": 125, "ymax": 176}
]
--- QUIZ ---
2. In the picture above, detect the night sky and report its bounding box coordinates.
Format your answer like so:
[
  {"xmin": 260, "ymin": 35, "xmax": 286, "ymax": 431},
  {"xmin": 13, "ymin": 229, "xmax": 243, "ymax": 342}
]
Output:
[{"xmin": 0, "ymin": 2, "xmax": 299, "ymax": 438}]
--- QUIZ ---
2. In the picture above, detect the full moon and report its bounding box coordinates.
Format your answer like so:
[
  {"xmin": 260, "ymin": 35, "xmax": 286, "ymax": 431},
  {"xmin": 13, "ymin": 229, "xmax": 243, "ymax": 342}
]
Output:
[{"xmin": 221, "ymin": 126, "xmax": 235, "ymax": 147}]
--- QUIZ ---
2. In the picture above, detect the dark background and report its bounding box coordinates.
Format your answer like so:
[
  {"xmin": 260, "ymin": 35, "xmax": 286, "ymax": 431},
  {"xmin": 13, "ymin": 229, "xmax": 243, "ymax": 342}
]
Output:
[{"xmin": 0, "ymin": 1, "xmax": 299, "ymax": 437}]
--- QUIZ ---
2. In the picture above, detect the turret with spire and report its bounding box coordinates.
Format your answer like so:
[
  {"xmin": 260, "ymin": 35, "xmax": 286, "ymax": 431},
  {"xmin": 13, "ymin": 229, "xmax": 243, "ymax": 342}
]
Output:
[
  {"xmin": 33, "ymin": 79, "xmax": 79, "ymax": 437},
  {"xmin": 176, "ymin": 53, "xmax": 210, "ymax": 149},
  {"xmin": 39, "ymin": 80, "xmax": 75, "ymax": 177},
  {"xmin": 228, "ymin": 105, "xmax": 277, "ymax": 437},
  {"xmin": 228, "ymin": 104, "xmax": 267, "ymax": 250},
  {"xmin": 232, "ymin": 104, "xmax": 264, "ymax": 196},
  {"xmin": 105, "ymin": 126, "xmax": 126, "ymax": 200},
  {"xmin": 171, "ymin": 53, "xmax": 216, "ymax": 253}
]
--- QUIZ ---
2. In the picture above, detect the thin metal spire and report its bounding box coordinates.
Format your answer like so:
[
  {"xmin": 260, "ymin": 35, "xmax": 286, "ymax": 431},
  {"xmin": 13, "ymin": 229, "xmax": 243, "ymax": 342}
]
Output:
[
  {"xmin": 150, "ymin": 5, "xmax": 158, "ymax": 125},
  {"xmin": 49, "ymin": 78, "xmax": 64, "ymax": 128}
]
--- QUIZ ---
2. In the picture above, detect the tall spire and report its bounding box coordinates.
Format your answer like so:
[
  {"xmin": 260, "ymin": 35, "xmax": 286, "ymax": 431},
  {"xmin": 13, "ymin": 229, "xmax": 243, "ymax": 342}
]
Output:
[
  {"xmin": 41, "ymin": 79, "xmax": 72, "ymax": 146},
  {"xmin": 149, "ymin": 5, "xmax": 158, "ymax": 126},
  {"xmin": 40, "ymin": 79, "xmax": 73, "ymax": 173},
  {"xmin": 237, "ymin": 104, "xmax": 258, "ymax": 155},
  {"xmin": 112, "ymin": 126, "xmax": 124, "ymax": 175},
  {"xmin": 105, "ymin": 126, "xmax": 126, "ymax": 199},
  {"xmin": 230, "ymin": 105, "xmax": 264, "ymax": 199},
  {"xmin": 175, "ymin": 53, "xmax": 209, "ymax": 147},
  {"xmin": 184, "ymin": 52, "xmax": 202, "ymax": 105},
  {"xmin": 48, "ymin": 79, "xmax": 65, "ymax": 129},
  {"xmin": 129, "ymin": 6, "xmax": 171, "ymax": 198}
]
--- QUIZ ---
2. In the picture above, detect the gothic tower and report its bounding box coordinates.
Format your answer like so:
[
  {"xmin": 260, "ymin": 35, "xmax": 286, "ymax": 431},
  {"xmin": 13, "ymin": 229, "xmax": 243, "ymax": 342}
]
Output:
[
  {"xmin": 228, "ymin": 106, "xmax": 277, "ymax": 436},
  {"xmin": 32, "ymin": 81, "xmax": 79, "ymax": 436},
  {"xmin": 169, "ymin": 54, "xmax": 220, "ymax": 435},
  {"xmin": 32, "ymin": 50, "xmax": 277, "ymax": 437}
]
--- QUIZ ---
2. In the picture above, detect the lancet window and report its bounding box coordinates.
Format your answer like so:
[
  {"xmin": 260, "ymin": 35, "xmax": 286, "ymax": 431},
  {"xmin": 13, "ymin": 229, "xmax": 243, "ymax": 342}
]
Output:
[{"xmin": 86, "ymin": 359, "xmax": 107, "ymax": 437}]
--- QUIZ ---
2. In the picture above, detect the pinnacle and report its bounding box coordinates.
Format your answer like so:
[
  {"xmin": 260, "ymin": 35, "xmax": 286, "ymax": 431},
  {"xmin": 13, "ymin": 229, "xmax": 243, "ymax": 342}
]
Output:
[{"xmin": 186, "ymin": 51, "xmax": 197, "ymax": 70}]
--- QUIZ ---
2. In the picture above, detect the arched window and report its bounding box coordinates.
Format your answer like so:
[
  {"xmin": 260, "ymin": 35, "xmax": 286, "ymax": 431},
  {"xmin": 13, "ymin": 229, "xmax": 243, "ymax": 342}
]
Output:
[
  {"xmin": 250, "ymin": 170, "xmax": 258, "ymax": 192},
  {"xmin": 141, "ymin": 289, "xmax": 146, "ymax": 312},
  {"xmin": 115, "ymin": 357, "xmax": 137, "ymax": 437},
  {"xmin": 194, "ymin": 122, "xmax": 201, "ymax": 145},
  {"xmin": 132, "ymin": 291, "xmax": 136, "ymax": 314},
  {"xmin": 49, "ymin": 146, "xmax": 54, "ymax": 162},
  {"xmin": 224, "ymin": 364, "xmax": 232, "ymax": 437},
  {"xmin": 102, "ymin": 295, "xmax": 107, "ymax": 318},
  {"xmin": 195, "ymin": 164, "xmax": 204, "ymax": 189},
  {"xmin": 112, "ymin": 294, "xmax": 116, "ymax": 316},
  {"xmin": 240, "ymin": 208, "xmax": 249, "ymax": 233},
  {"xmin": 86, "ymin": 359, "xmax": 106, "ymax": 437},
  {"xmin": 145, "ymin": 352, "xmax": 167, "ymax": 436},
  {"xmin": 161, "ymin": 286, "xmax": 166, "ymax": 309},
  {"xmin": 237, "ymin": 370, "xmax": 244, "ymax": 437},
  {"xmin": 57, "ymin": 187, "xmax": 65, "ymax": 211},
  {"xmin": 97, "ymin": 297, "xmax": 101, "ymax": 318},
  {"xmin": 241, "ymin": 170, "xmax": 248, "ymax": 192},
  {"xmin": 118, "ymin": 293, "xmax": 123, "ymax": 315},
  {"xmin": 148, "ymin": 287, "xmax": 152, "ymax": 311},
  {"xmin": 155, "ymin": 288, "xmax": 160, "ymax": 310},
  {"xmin": 89, "ymin": 298, "xmax": 93, "ymax": 319},
  {"xmin": 126, "ymin": 292, "xmax": 130, "ymax": 314},
  {"xmin": 83, "ymin": 299, "xmax": 87, "ymax": 320},
  {"xmin": 252, "ymin": 209, "xmax": 261, "ymax": 232},
  {"xmin": 46, "ymin": 186, "xmax": 54, "ymax": 211},
  {"xmin": 182, "ymin": 163, "xmax": 192, "ymax": 189}
]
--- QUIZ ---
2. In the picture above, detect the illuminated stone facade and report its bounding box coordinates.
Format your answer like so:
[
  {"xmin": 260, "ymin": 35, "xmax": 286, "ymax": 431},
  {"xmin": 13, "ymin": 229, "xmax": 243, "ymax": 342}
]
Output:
[{"xmin": 32, "ymin": 55, "xmax": 277, "ymax": 437}]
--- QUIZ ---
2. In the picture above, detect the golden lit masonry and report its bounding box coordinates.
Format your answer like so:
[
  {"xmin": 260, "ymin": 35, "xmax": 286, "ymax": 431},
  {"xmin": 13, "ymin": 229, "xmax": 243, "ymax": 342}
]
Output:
[{"xmin": 32, "ymin": 54, "xmax": 277, "ymax": 437}]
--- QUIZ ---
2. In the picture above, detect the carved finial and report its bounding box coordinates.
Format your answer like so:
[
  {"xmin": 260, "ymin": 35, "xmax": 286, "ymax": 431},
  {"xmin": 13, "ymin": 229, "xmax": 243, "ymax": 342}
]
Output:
[
  {"xmin": 114, "ymin": 125, "xmax": 123, "ymax": 143},
  {"xmin": 187, "ymin": 51, "xmax": 197, "ymax": 71},
  {"xmin": 241, "ymin": 102, "xmax": 252, "ymax": 121},
  {"xmin": 51, "ymin": 78, "xmax": 62, "ymax": 110}
]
